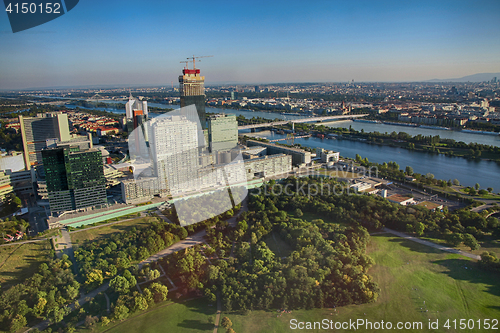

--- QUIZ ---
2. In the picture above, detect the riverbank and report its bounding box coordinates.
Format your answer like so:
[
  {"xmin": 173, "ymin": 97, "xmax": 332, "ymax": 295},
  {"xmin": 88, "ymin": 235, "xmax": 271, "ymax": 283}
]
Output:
[{"xmin": 296, "ymin": 122, "xmax": 500, "ymax": 163}]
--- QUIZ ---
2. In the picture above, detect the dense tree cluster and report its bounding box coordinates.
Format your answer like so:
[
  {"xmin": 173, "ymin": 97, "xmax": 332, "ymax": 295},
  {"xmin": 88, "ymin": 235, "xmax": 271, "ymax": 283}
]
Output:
[
  {"xmin": 0, "ymin": 256, "xmax": 79, "ymax": 330},
  {"xmin": 170, "ymin": 247, "xmax": 207, "ymax": 292},
  {"xmin": 205, "ymin": 180, "xmax": 380, "ymax": 312},
  {"xmin": 0, "ymin": 215, "xmax": 29, "ymax": 244},
  {"xmin": 109, "ymin": 282, "xmax": 169, "ymax": 322},
  {"xmin": 75, "ymin": 220, "xmax": 187, "ymax": 288},
  {"xmin": 479, "ymin": 252, "xmax": 500, "ymax": 271},
  {"xmin": 206, "ymin": 220, "xmax": 233, "ymax": 258}
]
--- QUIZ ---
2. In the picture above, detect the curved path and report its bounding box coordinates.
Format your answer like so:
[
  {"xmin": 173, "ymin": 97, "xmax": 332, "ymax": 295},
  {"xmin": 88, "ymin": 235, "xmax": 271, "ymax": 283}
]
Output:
[
  {"xmin": 24, "ymin": 200, "xmax": 249, "ymax": 332},
  {"xmin": 382, "ymin": 227, "xmax": 481, "ymax": 260}
]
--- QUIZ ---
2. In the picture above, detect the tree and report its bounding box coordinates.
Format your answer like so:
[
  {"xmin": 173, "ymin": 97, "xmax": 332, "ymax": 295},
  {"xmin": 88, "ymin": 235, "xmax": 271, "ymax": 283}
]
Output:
[
  {"xmin": 113, "ymin": 304, "xmax": 129, "ymax": 321},
  {"xmin": 178, "ymin": 227, "xmax": 188, "ymax": 240},
  {"xmin": 123, "ymin": 269, "xmax": 137, "ymax": 286},
  {"xmin": 463, "ymin": 233, "xmax": 480, "ymax": 251},
  {"xmin": 147, "ymin": 269, "xmax": 161, "ymax": 281},
  {"xmin": 101, "ymin": 316, "xmax": 110, "ymax": 326},
  {"xmin": 415, "ymin": 222, "xmax": 425, "ymax": 236},
  {"xmin": 11, "ymin": 195, "xmax": 21, "ymax": 210},
  {"xmin": 150, "ymin": 282, "xmax": 169, "ymax": 302},
  {"xmin": 487, "ymin": 187, "xmax": 493, "ymax": 193},
  {"xmin": 475, "ymin": 183, "xmax": 480, "ymax": 190},
  {"xmin": 134, "ymin": 295, "xmax": 149, "ymax": 311},
  {"xmin": 9, "ymin": 314, "xmax": 27, "ymax": 332},
  {"xmin": 452, "ymin": 179, "xmax": 460, "ymax": 186},
  {"xmin": 84, "ymin": 315, "xmax": 98, "ymax": 328},
  {"xmin": 445, "ymin": 233, "xmax": 463, "ymax": 247},
  {"xmin": 405, "ymin": 166, "xmax": 413, "ymax": 176},
  {"xmin": 110, "ymin": 275, "xmax": 130, "ymax": 294},
  {"xmin": 85, "ymin": 269, "xmax": 103, "ymax": 288},
  {"xmin": 294, "ymin": 208, "xmax": 303, "ymax": 217},
  {"xmin": 221, "ymin": 316, "xmax": 232, "ymax": 329}
]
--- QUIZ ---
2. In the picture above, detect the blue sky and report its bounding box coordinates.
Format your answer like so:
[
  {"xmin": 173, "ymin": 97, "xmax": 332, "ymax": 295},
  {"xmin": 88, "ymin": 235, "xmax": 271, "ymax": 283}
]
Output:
[{"xmin": 1, "ymin": 0, "xmax": 500, "ymax": 89}]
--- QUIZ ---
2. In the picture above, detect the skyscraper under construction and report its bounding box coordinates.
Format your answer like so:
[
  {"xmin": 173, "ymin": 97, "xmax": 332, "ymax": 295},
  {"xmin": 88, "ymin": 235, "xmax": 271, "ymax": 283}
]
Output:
[{"xmin": 179, "ymin": 56, "xmax": 209, "ymax": 128}]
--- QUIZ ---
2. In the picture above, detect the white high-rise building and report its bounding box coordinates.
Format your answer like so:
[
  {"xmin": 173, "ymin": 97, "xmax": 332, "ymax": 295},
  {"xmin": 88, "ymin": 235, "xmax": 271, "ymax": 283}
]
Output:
[
  {"xmin": 147, "ymin": 115, "xmax": 200, "ymax": 195},
  {"xmin": 125, "ymin": 93, "xmax": 148, "ymax": 119}
]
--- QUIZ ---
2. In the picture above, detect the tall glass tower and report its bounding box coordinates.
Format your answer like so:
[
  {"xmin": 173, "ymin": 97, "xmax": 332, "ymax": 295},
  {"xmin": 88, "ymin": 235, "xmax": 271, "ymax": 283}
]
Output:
[{"xmin": 42, "ymin": 146, "xmax": 106, "ymax": 215}]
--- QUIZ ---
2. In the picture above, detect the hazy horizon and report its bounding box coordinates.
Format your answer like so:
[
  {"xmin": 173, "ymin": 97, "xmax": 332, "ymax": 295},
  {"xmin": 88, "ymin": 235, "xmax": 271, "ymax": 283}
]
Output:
[{"xmin": 1, "ymin": 0, "xmax": 500, "ymax": 90}]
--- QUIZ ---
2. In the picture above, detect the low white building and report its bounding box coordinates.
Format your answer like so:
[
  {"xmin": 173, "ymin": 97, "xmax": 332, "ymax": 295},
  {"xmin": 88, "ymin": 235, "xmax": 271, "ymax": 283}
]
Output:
[{"xmin": 387, "ymin": 194, "xmax": 415, "ymax": 206}]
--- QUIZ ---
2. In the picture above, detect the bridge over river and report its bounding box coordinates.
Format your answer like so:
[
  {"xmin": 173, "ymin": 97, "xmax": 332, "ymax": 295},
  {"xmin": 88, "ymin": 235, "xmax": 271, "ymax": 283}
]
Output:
[{"xmin": 237, "ymin": 114, "xmax": 369, "ymax": 130}]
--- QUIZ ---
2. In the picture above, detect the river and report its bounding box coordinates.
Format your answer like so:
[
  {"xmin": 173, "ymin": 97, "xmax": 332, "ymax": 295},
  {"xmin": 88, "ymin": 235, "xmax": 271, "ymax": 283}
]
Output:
[
  {"xmin": 63, "ymin": 103, "xmax": 500, "ymax": 190},
  {"xmin": 65, "ymin": 102, "xmax": 500, "ymax": 146},
  {"xmin": 246, "ymin": 130, "xmax": 500, "ymax": 190}
]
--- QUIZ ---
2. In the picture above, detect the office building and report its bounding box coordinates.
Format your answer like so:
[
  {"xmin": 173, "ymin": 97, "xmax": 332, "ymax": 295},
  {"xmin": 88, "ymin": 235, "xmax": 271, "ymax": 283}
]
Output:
[
  {"xmin": 0, "ymin": 151, "xmax": 25, "ymax": 172},
  {"xmin": 246, "ymin": 139, "xmax": 312, "ymax": 166},
  {"xmin": 121, "ymin": 177, "xmax": 166, "ymax": 204},
  {"xmin": 179, "ymin": 66, "xmax": 206, "ymax": 128},
  {"xmin": 244, "ymin": 154, "xmax": 292, "ymax": 179},
  {"xmin": 19, "ymin": 113, "xmax": 71, "ymax": 170},
  {"xmin": 0, "ymin": 169, "xmax": 35, "ymax": 202},
  {"xmin": 125, "ymin": 93, "xmax": 148, "ymax": 132},
  {"xmin": 42, "ymin": 146, "xmax": 106, "ymax": 215},
  {"xmin": 147, "ymin": 115, "xmax": 200, "ymax": 195},
  {"xmin": 316, "ymin": 148, "xmax": 340, "ymax": 164},
  {"xmin": 207, "ymin": 114, "xmax": 238, "ymax": 152}
]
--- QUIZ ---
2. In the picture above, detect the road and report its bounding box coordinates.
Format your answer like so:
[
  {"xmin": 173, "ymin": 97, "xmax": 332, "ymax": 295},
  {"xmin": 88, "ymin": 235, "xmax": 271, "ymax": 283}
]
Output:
[
  {"xmin": 382, "ymin": 227, "xmax": 481, "ymax": 260},
  {"xmin": 0, "ymin": 238, "xmax": 48, "ymax": 247}
]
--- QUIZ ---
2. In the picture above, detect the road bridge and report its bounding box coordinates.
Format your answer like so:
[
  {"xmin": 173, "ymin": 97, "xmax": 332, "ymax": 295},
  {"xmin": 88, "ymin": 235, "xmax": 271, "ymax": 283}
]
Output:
[
  {"xmin": 268, "ymin": 134, "xmax": 311, "ymax": 142},
  {"xmin": 237, "ymin": 114, "xmax": 369, "ymax": 130}
]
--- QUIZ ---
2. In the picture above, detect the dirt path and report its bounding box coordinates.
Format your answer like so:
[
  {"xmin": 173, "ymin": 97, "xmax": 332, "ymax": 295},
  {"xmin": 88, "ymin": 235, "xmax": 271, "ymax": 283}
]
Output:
[{"xmin": 382, "ymin": 227, "xmax": 481, "ymax": 260}]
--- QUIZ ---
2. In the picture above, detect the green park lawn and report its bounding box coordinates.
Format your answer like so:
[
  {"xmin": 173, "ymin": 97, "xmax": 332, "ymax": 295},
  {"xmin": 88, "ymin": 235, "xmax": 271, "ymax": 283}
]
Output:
[
  {"xmin": 422, "ymin": 234, "xmax": 500, "ymax": 259},
  {"xmin": 262, "ymin": 231, "xmax": 293, "ymax": 258},
  {"xmin": 301, "ymin": 211, "xmax": 349, "ymax": 226},
  {"xmin": 226, "ymin": 233, "xmax": 500, "ymax": 333},
  {"xmin": 76, "ymin": 298, "xmax": 216, "ymax": 333},
  {"xmin": 70, "ymin": 217, "xmax": 156, "ymax": 247},
  {"xmin": 72, "ymin": 233, "xmax": 500, "ymax": 333},
  {"xmin": 0, "ymin": 240, "xmax": 51, "ymax": 287}
]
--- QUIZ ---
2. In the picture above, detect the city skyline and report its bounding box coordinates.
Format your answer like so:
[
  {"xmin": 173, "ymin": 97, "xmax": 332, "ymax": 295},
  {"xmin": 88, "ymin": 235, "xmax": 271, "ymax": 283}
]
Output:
[{"xmin": 1, "ymin": 0, "xmax": 500, "ymax": 90}]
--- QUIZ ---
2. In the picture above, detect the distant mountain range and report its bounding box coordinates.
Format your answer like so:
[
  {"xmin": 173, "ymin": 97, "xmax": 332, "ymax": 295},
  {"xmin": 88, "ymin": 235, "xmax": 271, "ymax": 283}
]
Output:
[{"xmin": 427, "ymin": 72, "xmax": 500, "ymax": 82}]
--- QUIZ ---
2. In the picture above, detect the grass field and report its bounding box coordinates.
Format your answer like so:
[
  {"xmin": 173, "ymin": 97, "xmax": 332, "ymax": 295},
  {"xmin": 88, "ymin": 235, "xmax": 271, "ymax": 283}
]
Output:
[
  {"xmin": 263, "ymin": 231, "xmax": 293, "ymax": 258},
  {"xmin": 0, "ymin": 240, "xmax": 51, "ymax": 287},
  {"xmin": 226, "ymin": 233, "xmax": 500, "ymax": 333},
  {"xmin": 301, "ymin": 211, "xmax": 349, "ymax": 226},
  {"xmin": 76, "ymin": 298, "xmax": 216, "ymax": 333},
  {"xmin": 70, "ymin": 217, "xmax": 156, "ymax": 247},
  {"xmin": 69, "ymin": 233, "xmax": 500, "ymax": 333},
  {"xmin": 422, "ymin": 235, "xmax": 500, "ymax": 259}
]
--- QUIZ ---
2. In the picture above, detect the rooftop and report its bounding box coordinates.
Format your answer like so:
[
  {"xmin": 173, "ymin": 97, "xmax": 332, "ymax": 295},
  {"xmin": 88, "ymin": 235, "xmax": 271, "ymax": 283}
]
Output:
[
  {"xmin": 387, "ymin": 194, "xmax": 413, "ymax": 203},
  {"xmin": 416, "ymin": 201, "xmax": 443, "ymax": 210}
]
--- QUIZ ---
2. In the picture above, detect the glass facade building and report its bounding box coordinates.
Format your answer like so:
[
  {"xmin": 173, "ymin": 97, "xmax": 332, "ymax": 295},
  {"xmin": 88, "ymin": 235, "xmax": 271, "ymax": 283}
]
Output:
[{"xmin": 42, "ymin": 146, "xmax": 106, "ymax": 214}]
